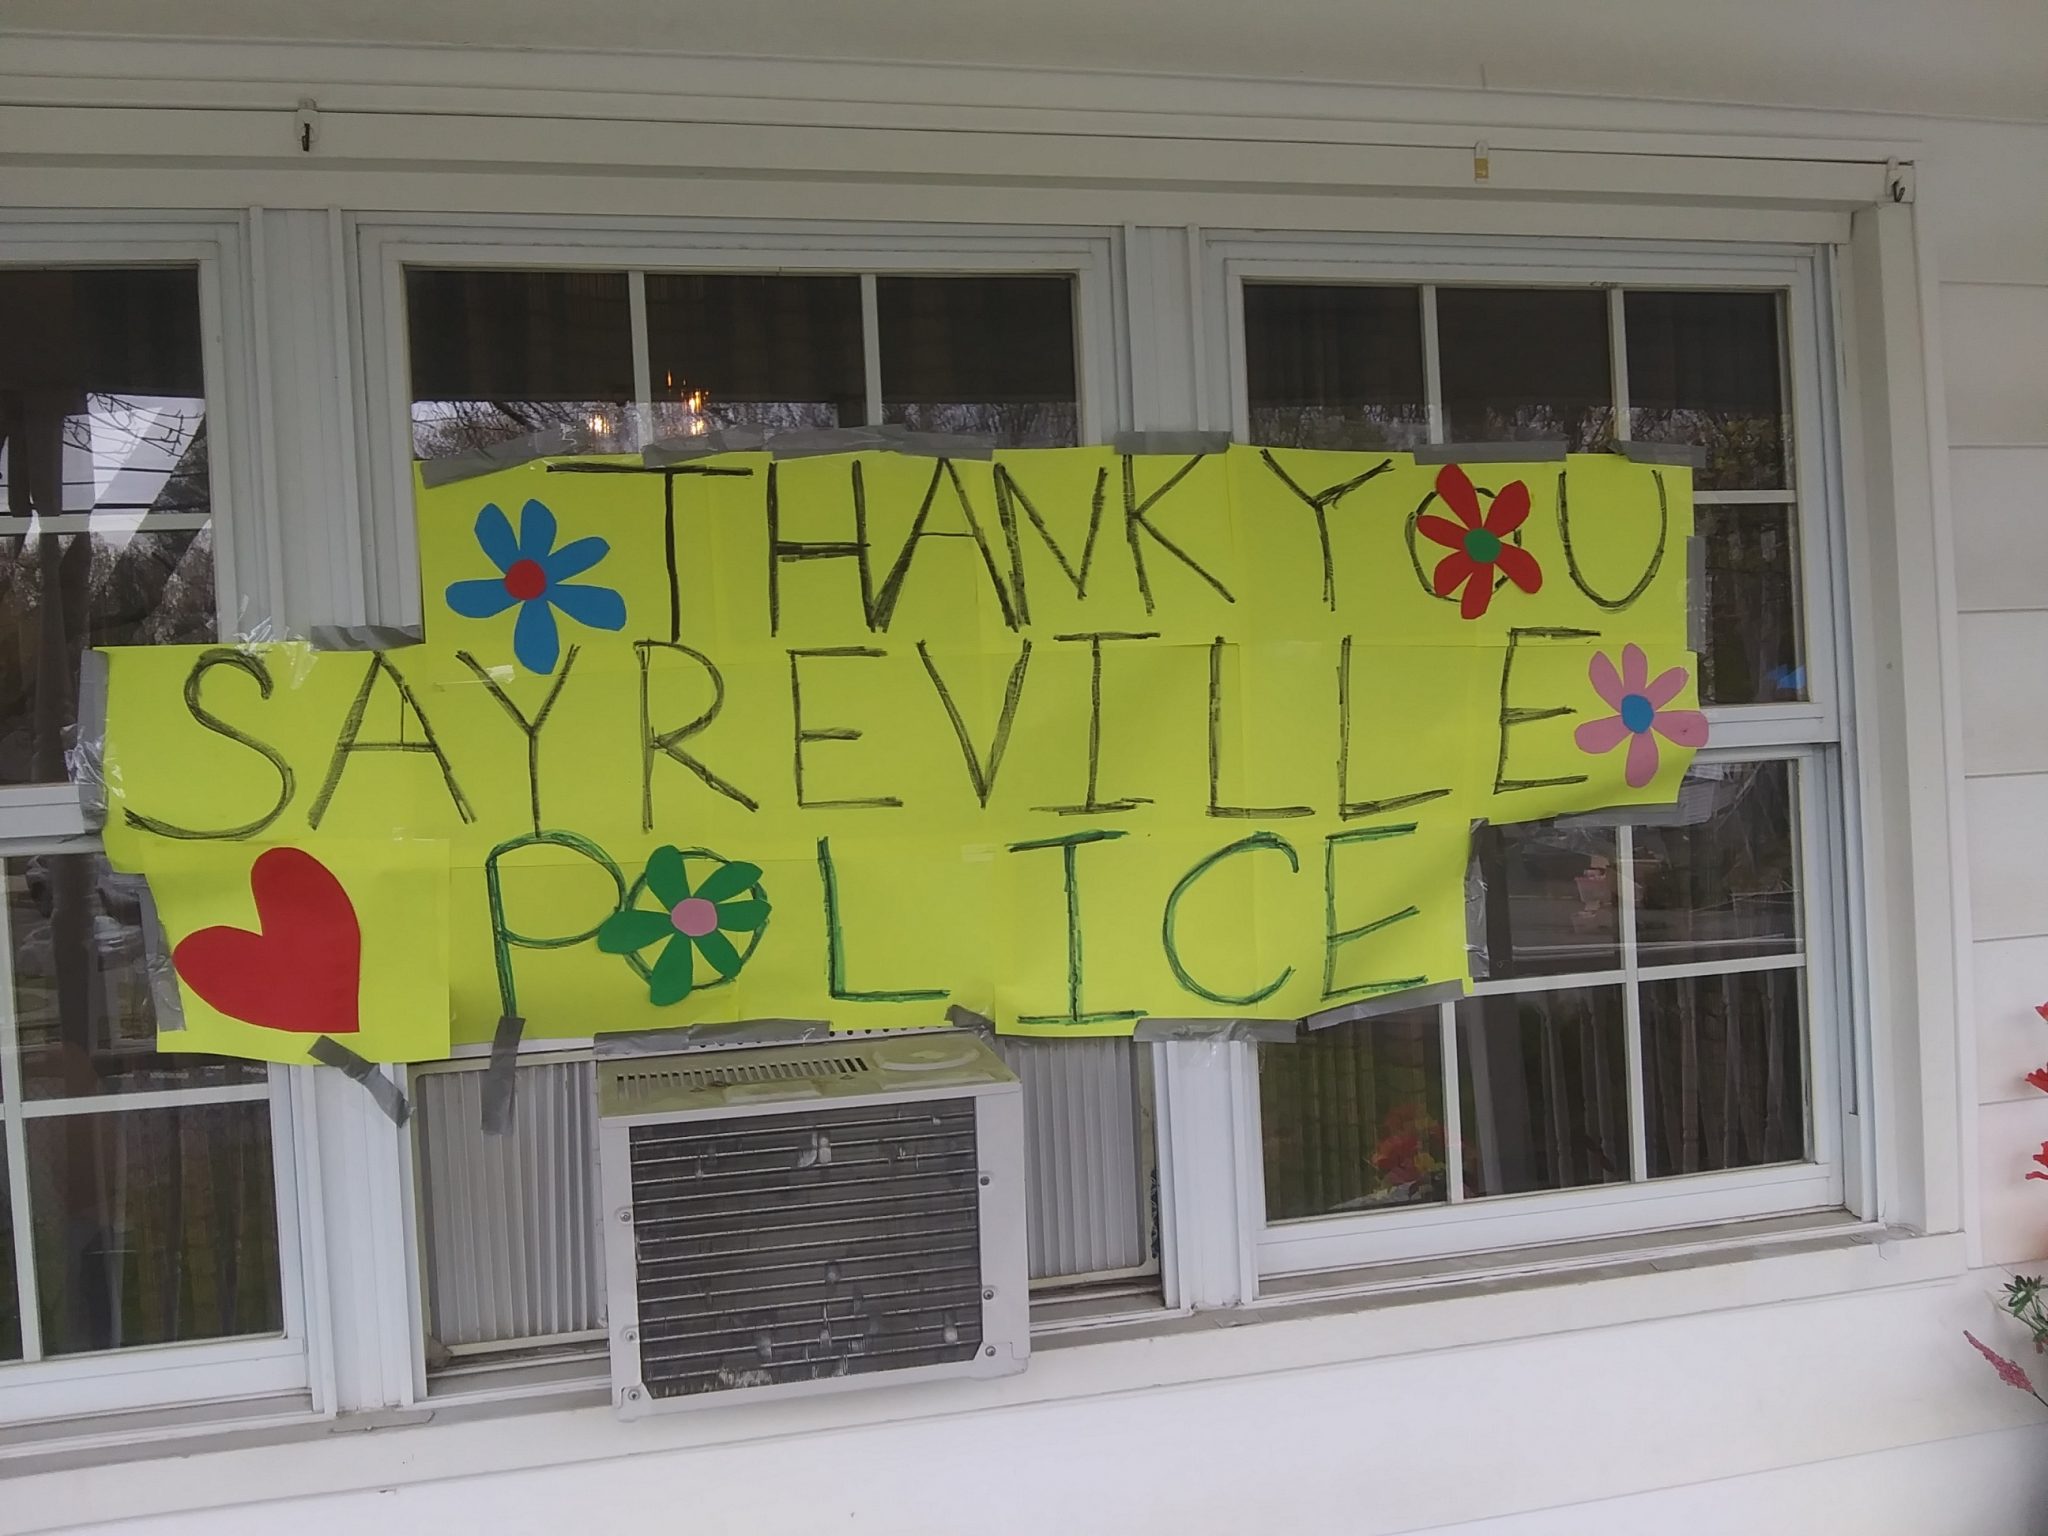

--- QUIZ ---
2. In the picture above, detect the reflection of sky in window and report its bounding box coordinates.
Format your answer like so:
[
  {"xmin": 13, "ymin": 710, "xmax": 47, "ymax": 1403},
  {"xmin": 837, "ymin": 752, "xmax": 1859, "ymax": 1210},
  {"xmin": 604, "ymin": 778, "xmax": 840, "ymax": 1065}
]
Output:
[{"xmin": 0, "ymin": 394, "xmax": 207, "ymax": 548}]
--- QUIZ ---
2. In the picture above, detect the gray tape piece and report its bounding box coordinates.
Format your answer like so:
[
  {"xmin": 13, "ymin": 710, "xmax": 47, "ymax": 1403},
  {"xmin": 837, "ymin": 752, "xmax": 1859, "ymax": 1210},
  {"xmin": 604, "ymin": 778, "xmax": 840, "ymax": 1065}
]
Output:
[
  {"xmin": 1557, "ymin": 772, "xmax": 1724, "ymax": 829},
  {"xmin": 945, "ymin": 1005, "xmax": 996, "ymax": 1035},
  {"xmin": 874, "ymin": 425, "xmax": 996, "ymax": 461},
  {"xmin": 418, "ymin": 427, "xmax": 575, "ymax": 488},
  {"xmin": 592, "ymin": 1019, "xmax": 835, "ymax": 1058},
  {"xmin": 1301, "ymin": 979, "xmax": 1465, "ymax": 1031},
  {"xmin": 1686, "ymin": 534, "xmax": 1706, "ymax": 654},
  {"xmin": 309, "ymin": 623, "xmax": 425, "ymax": 652},
  {"xmin": 1411, "ymin": 441, "xmax": 1569, "ymax": 464},
  {"xmin": 641, "ymin": 426, "xmax": 769, "ymax": 465},
  {"xmin": 125, "ymin": 876, "xmax": 185, "ymax": 1032},
  {"xmin": 72, "ymin": 648, "xmax": 109, "ymax": 830},
  {"xmin": 308, "ymin": 1036, "xmax": 412, "ymax": 1126},
  {"xmin": 480, "ymin": 1013, "xmax": 525, "ymax": 1137},
  {"xmin": 1112, "ymin": 430, "xmax": 1233, "ymax": 457},
  {"xmin": 1132, "ymin": 1017, "xmax": 1298, "ymax": 1043},
  {"xmin": 1614, "ymin": 439, "xmax": 1708, "ymax": 468}
]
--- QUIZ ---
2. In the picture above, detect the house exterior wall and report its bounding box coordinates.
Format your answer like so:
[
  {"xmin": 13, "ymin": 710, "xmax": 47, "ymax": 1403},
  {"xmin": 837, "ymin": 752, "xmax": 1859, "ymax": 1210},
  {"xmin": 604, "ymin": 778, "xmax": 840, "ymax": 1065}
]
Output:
[{"xmin": 1, "ymin": 23, "xmax": 2045, "ymax": 1533}]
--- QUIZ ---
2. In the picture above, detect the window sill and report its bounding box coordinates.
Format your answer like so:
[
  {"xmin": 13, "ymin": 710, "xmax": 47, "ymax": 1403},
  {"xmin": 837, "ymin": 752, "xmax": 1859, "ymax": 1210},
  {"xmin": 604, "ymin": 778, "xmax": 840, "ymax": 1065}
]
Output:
[{"xmin": 0, "ymin": 1219, "xmax": 1964, "ymax": 1522}]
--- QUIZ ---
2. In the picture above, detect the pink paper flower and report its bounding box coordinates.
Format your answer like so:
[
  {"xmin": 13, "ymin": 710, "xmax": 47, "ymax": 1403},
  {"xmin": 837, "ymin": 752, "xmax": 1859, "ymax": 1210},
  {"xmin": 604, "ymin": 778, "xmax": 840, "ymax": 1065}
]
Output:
[{"xmin": 1573, "ymin": 645, "xmax": 1709, "ymax": 788}]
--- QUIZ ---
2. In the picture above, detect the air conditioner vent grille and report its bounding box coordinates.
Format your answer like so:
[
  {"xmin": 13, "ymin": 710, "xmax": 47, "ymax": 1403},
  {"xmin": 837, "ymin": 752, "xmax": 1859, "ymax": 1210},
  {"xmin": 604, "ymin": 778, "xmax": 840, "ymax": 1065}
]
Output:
[
  {"xmin": 627, "ymin": 1097, "xmax": 982, "ymax": 1399},
  {"xmin": 611, "ymin": 1052, "xmax": 872, "ymax": 1106}
]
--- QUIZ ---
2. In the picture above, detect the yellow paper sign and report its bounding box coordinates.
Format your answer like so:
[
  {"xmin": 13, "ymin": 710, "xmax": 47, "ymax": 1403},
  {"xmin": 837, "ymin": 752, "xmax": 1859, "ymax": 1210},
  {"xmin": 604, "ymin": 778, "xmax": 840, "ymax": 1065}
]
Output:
[{"xmin": 99, "ymin": 447, "xmax": 1703, "ymax": 1058}]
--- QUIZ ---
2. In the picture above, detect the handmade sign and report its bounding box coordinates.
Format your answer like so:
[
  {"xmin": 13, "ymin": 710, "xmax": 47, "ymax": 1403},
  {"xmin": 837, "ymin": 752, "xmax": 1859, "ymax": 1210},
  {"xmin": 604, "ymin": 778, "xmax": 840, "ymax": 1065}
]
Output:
[{"xmin": 99, "ymin": 446, "xmax": 1703, "ymax": 1062}]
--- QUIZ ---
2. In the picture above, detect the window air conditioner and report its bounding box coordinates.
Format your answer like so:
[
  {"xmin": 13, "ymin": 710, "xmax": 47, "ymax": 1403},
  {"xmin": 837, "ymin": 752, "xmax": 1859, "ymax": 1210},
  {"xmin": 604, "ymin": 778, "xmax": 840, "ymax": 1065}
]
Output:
[{"xmin": 596, "ymin": 1031, "xmax": 1029, "ymax": 1416}]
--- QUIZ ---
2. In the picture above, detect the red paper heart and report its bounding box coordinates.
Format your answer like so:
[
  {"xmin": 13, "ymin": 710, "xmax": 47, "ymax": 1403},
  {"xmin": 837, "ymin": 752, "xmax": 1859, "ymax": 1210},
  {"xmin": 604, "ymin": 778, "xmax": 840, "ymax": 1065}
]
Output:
[{"xmin": 173, "ymin": 847, "xmax": 361, "ymax": 1036}]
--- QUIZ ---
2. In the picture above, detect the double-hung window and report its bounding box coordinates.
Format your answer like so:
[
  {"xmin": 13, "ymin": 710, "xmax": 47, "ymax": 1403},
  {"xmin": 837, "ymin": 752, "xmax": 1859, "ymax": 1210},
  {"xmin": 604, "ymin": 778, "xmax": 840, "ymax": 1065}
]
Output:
[
  {"xmin": 1217, "ymin": 239, "xmax": 1852, "ymax": 1279},
  {"xmin": 359, "ymin": 225, "xmax": 1155, "ymax": 1388},
  {"xmin": 0, "ymin": 227, "xmax": 307, "ymax": 1424}
]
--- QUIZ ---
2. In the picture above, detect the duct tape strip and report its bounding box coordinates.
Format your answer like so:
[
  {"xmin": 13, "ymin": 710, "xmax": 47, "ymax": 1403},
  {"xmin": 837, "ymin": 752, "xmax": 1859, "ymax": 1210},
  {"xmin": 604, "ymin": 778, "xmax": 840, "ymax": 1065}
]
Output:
[
  {"xmin": 1614, "ymin": 440, "xmax": 1708, "ymax": 468},
  {"xmin": 1686, "ymin": 534, "xmax": 1706, "ymax": 654},
  {"xmin": 309, "ymin": 623, "xmax": 425, "ymax": 652},
  {"xmin": 641, "ymin": 426, "xmax": 769, "ymax": 464},
  {"xmin": 1301, "ymin": 978, "xmax": 1465, "ymax": 1032},
  {"xmin": 127, "ymin": 876, "xmax": 185, "ymax": 1032},
  {"xmin": 1132, "ymin": 1017, "xmax": 1298, "ymax": 1043},
  {"xmin": 480, "ymin": 1013, "xmax": 525, "ymax": 1137},
  {"xmin": 945, "ymin": 1005, "xmax": 996, "ymax": 1036},
  {"xmin": 1410, "ymin": 440, "xmax": 1569, "ymax": 464},
  {"xmin": 1558, "ymin": 773, "xmax": 1721, "ymax": 829},
  {"xmin": 592, "ymin": 1019, "xmax": 835, "ymax": 1058},
  {"xmin": 73, "ymin": 647, "xmax": 109, "ymax": 829},
  {"xmin": 1112, "ymin": 430, "xmax": 1233, "ymax": 457},
  {"xmin": 308, "ymin": 1036, "xmax": 412, "ymax": 1126},
  {"xmin": 418, "ymin": 427, "xmax": 575, "ymax": 488}
]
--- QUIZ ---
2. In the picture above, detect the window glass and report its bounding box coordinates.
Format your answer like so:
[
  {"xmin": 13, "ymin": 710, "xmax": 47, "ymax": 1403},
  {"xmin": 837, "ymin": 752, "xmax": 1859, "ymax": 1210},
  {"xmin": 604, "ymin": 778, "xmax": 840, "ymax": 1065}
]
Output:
[
  {"xmin": 644, "ymin": 273, "xmax": 865, "ymax": 439},
  {"xmin": 1642, "ymin": 968, "xmax": 1806, "ymax": 1177},
  {"xmin": 1625, "ymin": 290, "xmax": 1788, "ymax": 492},
  {"xmin": 29, "ymin": 1100, "xmax": 281, "ymax": 1356},
  {"xmin": 0, "ymin": 267, "xmax": 216, "ymax": 786},
  {"xmin": 406, "ymin": 268, "xmax": 636, "ymax": 459},
  {"xmin": 1632, "ymin": 760, "xmax": 1801, "ymax": 969},
  {"xmin": 1259, "ymin": 1007, "xmax": 1445, "ymax": 1222},
  {"xmin": 1242, "ymin": 284, "xmax": 1428, "ymax": 451},
  {"xmin": 1698, "ymin": 503, "xmax": 1805, "ymax": 704},
  {"xmin": 11, "ymin": 854, "xmax": 264, "ymax": 1099},
  {"xmin": 1437, "ymin": 287, "xmax": 1613, "ymax": 450},
  {"xmin": 1467, "ymin": 821, "xmax": 1622, "ymax": 982},
  {"xmin": 1457, "ymin": 986, "xmax": 1631, "ymax": 1197},
  {"xmin": 878, "ymin": 275, "xmax": 1079, "ymax": 446}
]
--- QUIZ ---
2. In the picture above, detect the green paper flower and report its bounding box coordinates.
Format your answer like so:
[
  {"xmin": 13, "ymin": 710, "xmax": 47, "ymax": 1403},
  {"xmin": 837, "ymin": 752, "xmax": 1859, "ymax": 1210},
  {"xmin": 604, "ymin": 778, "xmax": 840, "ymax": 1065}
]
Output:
[{"xmin": 598, "ymin": 845, "xmax": 770, "ymax": 1006}]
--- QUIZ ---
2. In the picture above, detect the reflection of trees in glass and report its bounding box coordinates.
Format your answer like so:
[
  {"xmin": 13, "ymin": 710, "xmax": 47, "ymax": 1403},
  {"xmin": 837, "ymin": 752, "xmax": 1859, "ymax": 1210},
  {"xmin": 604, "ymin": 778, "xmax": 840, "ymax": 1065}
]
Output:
[
  {"xmin": 1248, "ymin": 405, "xmax": 1429, "ymax": 452},
  {"xmin": 884, "ymin": 400, "xmax": 1077, "ymax": 449},
  {"xmin": 1629, "ymin": 407, "xmax": 1786, "ymax": 492},
  {"xmin": 410, "ymin": 398, "xmax": 630, "ymax": 460}
]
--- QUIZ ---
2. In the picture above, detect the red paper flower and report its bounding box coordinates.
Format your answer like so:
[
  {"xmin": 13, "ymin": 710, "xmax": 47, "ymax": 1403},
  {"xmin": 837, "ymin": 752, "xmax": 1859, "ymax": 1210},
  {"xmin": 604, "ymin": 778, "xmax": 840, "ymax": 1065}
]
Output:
[
  {"xmin": 2035, "ymin": 1001, "xmax": 2048, "ymax": 1024},
  {"xmin": 1418, "ymin": 463, "xmax": 1542, "ymax": 620},
  {"xmin": 2026, "ymin": 1067, "xmax": 2048, "ymax": 1096},
  {"xmin": 2028, "ymin": 1141, "xmax": 2048, "ymax": 1182}
]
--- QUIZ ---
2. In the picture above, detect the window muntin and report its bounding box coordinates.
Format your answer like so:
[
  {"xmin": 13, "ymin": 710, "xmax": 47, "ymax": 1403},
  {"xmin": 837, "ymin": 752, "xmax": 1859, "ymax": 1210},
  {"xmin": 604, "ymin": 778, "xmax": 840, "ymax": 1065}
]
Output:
[
  {"xmin": 0, "ymin": 267, "xmax": 217, "ymax": 789},
  {"xmin": 1243, "ymin": 272, "xmax": 1832, "ymax": 1250}
]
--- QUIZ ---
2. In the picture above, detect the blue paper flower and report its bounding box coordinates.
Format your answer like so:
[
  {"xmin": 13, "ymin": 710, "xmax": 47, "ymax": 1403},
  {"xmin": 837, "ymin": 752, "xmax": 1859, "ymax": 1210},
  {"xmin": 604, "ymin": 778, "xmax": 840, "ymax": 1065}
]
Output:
[{"xmin": 444, "ymin": 499, "xmax": 626, "ymax": 673}]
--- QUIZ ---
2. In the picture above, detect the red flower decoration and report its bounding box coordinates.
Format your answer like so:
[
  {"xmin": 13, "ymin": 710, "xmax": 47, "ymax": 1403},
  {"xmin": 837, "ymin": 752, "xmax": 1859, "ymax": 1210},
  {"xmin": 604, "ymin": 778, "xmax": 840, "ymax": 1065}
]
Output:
[
  {"xmin": 2035, "ymin": 1001, "xmax": 2048, "ymax": 1024},
  {"xmin": 1418, "ymin": 463, "xmax": 1543, "ymax": 620},
  {"xmin": 2026, "ymin": 1066, "xmax": 2048, "ymax": 1096},
  {"xmin": 2028, "ymin": 1141, "xmax": 2048, "ymax": 1182}
]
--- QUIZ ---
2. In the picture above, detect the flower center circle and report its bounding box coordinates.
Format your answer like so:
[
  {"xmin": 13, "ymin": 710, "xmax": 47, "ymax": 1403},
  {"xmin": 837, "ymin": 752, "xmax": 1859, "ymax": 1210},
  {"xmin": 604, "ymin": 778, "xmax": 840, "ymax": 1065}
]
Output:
[
  {"xmin": 1619, "ymin": 693, "xmax": 1656, "ymax": 734},
  {"xmin": 1462, "ymin": 528, "xmax": 1503, "ymax": 564},
  {"xmin": 670, "ymin": 896, "xmax": 719, "ymax": 938},
  {"xmin": 503, "ymin": 558, "xmax": 548, "ymax": 602}
]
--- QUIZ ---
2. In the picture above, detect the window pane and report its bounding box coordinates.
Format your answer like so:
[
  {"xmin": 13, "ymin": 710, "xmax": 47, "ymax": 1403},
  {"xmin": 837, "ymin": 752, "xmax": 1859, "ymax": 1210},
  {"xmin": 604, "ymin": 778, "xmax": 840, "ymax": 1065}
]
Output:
[
  {"xmin": 10, "ymin": 853, "xmax": 265, "ymax": 1099},
  {"xmin": 1458, "ymin": 986, "xmax": 1630, "ymax": 1197},
  {"xmin": 878, "ymin": 275, "xmax": 1078, "ymax": 447},
  {"xmin": 1626, "ymin": 290, "xmax": 1788, "ymax": 492},
  {"xmin": 30, "ymin": 1100, "xmax": 281, "ymax": 1355},
  {"xmin": 0, "ymin": 267, "xmax": 215, "ymax": 786},
  {"xmin": 406, "ymin": 269, "xmax": 636, "ymax": 459},
  {"xmin": 1467, "ymin": 821, "xmax": 1622, "ymax": 982},
  {"xmin": 1643, "ymin": 968, "xmax": 1806, "ymax": 1177},
  {"xmin": 644, "ymin": 273, "xmax": 865, "ymax": 439},
  {"xmin": 1437, "ymin": 287, "xmax": 1613, "ymax": 450},
  {"xmin": 0, "ymin": 1148, "xmax": 17, "ymax": 1362},
  {"xmin": 1242, "ymin": 284, "xmax": 1428, "ymax": 451},
  {"xmin": 1632, "ymin": 760, "xmax": 1802, "ymax": 970},
  {"xmin": 1259, "ymin": 1006, "xmax": 1446, "ymax": 1222},
  {"xmin": 1699, "ymin": 503, "xmax": 1805, "ymax": 704}
]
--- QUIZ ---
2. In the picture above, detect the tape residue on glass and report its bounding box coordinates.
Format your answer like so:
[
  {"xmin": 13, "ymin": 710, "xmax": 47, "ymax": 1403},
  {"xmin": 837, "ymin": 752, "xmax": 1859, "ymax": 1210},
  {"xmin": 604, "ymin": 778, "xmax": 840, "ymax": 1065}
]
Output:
[{"xmin": 94, "ymin": 444, "xmax": 1705, "ymax": 1065}]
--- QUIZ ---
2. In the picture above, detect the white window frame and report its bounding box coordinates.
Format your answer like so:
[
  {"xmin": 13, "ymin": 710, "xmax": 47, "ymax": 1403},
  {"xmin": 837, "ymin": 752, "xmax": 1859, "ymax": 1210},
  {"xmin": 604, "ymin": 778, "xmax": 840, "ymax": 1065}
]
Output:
[
  {"xmin": 344, "ymin": 215, "xmax": 1141, "ymax": 1401},
  {"xmin": 1174, "ymin": 232, "xmax": 1870, "ymax": 1287},
  {"xmin": 0, "ymin": 216, "xmax": 312, "ymax": 1425}
]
